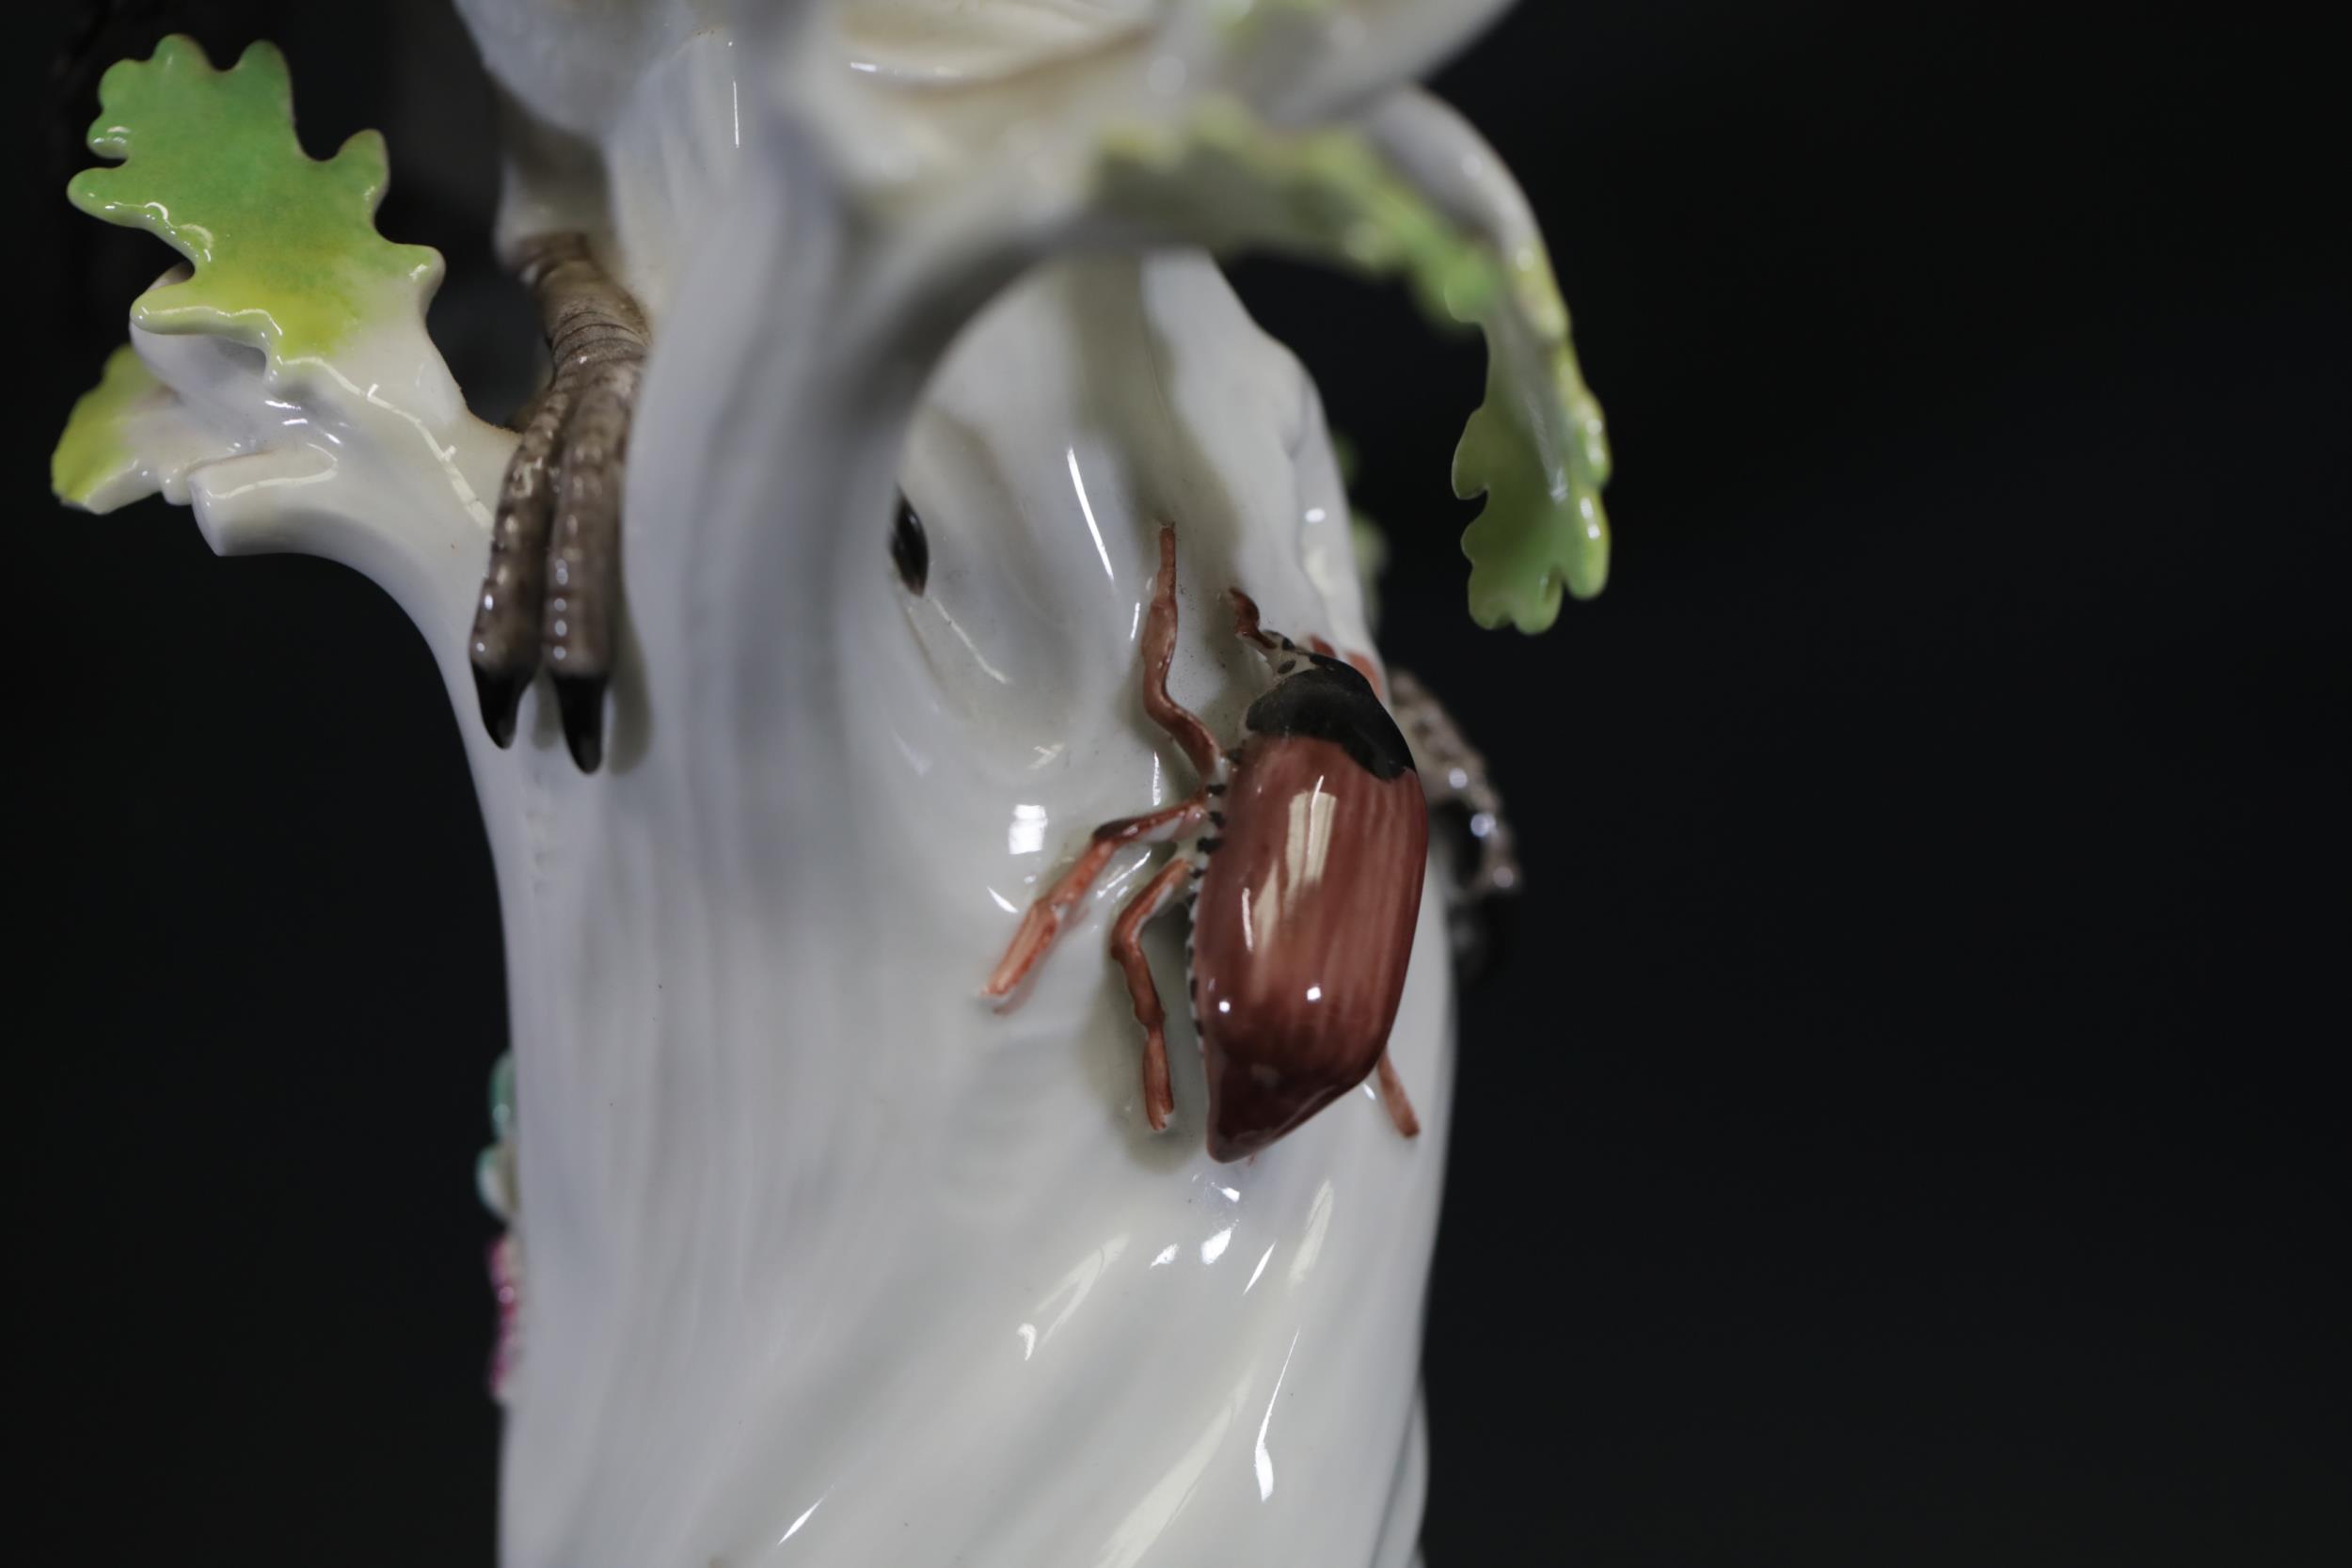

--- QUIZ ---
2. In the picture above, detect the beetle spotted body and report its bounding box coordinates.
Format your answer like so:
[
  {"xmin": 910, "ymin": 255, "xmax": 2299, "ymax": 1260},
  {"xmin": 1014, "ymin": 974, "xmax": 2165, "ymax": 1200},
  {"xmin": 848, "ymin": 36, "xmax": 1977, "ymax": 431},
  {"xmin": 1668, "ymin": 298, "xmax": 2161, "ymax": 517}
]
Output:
[{"xmin": 985, "ymin": 527, "xmax": 1425, "ymax": 1161}]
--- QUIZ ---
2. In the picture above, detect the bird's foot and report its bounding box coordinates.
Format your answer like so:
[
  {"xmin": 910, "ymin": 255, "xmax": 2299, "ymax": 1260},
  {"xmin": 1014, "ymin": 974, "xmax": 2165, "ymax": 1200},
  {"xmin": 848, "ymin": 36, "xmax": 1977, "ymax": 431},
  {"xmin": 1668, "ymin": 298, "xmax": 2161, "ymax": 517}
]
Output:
[{"xmin": 468, "ymin": 233, "xmax": 649, "ymax": 772}]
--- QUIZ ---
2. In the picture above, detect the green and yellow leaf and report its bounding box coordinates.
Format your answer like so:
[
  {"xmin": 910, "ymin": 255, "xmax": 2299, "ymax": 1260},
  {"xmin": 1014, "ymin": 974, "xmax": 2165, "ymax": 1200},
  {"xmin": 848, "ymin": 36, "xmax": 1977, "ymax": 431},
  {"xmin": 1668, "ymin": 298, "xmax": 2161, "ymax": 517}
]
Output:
[
  {"xmin": 1098, "ymin": 97, "xmax": 1613, "ymax": 631},
  {"xmin": 66, "ymin": 35, "xmax": 441, "ymax": 366},
  {"xmin": 54, "ymin": 345, "xmax": 173, "ymax": 512}
]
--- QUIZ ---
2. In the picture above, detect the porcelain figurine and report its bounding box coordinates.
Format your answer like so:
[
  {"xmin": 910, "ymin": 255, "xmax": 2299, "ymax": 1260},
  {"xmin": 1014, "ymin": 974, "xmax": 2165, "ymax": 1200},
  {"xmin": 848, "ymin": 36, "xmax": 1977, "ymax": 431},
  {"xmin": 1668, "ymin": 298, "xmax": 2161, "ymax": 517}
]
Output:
[{"xmin": 52, "ymin": 5, "xmax": 1612, "ymax": 1564}]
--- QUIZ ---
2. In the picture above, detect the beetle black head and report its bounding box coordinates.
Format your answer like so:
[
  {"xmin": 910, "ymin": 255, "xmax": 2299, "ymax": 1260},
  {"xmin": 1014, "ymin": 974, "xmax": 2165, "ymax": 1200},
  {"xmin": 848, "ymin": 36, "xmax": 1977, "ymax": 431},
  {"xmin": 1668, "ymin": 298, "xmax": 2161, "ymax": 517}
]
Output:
[{"xmin": 1243, "ymin": 656, "xmax": 1415, "ymax": 781}]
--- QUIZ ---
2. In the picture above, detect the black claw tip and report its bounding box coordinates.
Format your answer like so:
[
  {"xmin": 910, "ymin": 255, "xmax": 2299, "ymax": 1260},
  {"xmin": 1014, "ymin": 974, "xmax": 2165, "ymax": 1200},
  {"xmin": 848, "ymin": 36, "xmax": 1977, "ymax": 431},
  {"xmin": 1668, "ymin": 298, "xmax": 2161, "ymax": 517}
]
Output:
[
  {"xmin": 553, "ymin": 673, "xmax": 608, "ymax": 773},
  {"xmin": 474, "ymin": 666, "xmax": 526, "ymax": 749}
]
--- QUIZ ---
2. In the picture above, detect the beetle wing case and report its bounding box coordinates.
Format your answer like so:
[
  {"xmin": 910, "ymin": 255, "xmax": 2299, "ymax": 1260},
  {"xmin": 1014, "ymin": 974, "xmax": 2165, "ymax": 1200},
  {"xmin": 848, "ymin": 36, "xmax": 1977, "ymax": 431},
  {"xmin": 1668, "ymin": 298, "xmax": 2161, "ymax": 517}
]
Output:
[{"xmin": 1191, "ymin": 684, "xmax": 1428, "ymax": 1159}]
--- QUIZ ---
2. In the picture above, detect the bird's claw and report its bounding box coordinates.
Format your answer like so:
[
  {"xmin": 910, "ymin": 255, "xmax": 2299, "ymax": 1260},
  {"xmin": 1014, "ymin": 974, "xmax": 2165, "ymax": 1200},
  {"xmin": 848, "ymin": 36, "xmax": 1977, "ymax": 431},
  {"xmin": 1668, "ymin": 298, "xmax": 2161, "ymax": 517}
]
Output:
[{"xmin": 468, "ymin": 233, "xmax": 648, "ymax": 772}]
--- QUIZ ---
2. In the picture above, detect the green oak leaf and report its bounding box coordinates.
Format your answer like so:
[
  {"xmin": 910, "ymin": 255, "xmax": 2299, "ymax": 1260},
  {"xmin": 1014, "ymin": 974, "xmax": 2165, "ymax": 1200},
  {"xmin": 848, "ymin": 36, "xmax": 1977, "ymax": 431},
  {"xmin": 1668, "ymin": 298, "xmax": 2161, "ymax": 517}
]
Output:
[
  {"xmin": 1098, "ymin": 97, "xmax": 1613, "ymax": 631},
  {"xmin": 53, "ymin": 344, "xmax": 167, "ymax": 510},
  {"xmin": 67, "ymin": 34, "xmax": 440, "ymax": 365},
  {"xmin": 1452, "ymin": 244, "xmax": 1613, "ymax": 631}
]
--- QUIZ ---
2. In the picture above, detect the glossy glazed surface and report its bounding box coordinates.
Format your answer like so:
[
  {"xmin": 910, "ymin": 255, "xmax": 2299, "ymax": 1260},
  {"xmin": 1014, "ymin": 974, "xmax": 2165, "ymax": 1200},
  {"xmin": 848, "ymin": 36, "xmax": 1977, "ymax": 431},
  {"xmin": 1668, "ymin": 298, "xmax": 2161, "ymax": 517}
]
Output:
[
  {"xmin": 54, "ymin": 4, "xmax": 1608, "ymax": 1563},
  {"xmin": 1197, "ymin": 735, "xmax": 1429, "ymax": 1160}
]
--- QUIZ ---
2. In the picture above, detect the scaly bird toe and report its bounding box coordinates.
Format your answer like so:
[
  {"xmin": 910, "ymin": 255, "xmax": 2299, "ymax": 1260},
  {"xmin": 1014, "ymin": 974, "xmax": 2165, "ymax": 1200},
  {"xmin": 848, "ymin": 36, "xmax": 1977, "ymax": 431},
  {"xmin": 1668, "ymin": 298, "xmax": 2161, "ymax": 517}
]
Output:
[{"xmin": 468, "ymin": 232, "xmax": 648, "ymax": 772}]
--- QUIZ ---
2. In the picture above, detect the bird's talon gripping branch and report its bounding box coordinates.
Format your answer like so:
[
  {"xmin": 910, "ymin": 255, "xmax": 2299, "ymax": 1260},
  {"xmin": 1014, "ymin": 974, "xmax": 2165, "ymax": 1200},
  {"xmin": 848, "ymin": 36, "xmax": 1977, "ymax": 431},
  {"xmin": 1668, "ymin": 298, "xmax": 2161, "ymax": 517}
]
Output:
[{"xmin": 469, "ymin": 232, "xmax": 648, "ymax": 771}]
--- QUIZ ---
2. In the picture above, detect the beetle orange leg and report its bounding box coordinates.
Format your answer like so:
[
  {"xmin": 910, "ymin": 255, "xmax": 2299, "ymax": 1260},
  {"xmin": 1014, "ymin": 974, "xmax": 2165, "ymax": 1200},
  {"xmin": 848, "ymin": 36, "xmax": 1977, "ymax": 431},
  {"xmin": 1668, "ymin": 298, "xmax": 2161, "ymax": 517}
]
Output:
[
  {"xmin": 1141, "ymin": 525, "xmax": 1224, "ymax": 781},
  {"xmin": 1373, "ymin": 1052, "xmax": 1422, "ymax": 1139},
  {"xmin": 1108, "ymin": 855, "xmax": 1197, "ymax": 1132},
  {"xmin": 984, "ymin": 797, "xmax": 1208, "ymax": 1002},
  {"xmin": 989, "ymin": 525, "xmax": 1227, "ymax": 1003}
]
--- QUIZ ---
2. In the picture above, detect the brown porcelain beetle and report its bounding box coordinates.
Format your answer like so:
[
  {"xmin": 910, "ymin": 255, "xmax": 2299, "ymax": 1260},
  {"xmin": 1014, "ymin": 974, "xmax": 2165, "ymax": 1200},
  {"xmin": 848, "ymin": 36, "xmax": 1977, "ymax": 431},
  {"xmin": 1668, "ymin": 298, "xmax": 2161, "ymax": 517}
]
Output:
[{"xmin": 985, "ymin": 526, "xmax": 1426, "ymax": 1161}]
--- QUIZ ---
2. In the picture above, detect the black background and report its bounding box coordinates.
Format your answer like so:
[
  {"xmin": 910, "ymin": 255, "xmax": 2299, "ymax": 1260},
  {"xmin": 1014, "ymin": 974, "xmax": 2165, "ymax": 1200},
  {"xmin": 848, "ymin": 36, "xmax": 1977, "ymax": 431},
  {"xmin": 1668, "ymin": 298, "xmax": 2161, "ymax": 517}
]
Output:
[{"xmin": 8, "ymin": 4, "xmax": 2343, "ymax": 1563}]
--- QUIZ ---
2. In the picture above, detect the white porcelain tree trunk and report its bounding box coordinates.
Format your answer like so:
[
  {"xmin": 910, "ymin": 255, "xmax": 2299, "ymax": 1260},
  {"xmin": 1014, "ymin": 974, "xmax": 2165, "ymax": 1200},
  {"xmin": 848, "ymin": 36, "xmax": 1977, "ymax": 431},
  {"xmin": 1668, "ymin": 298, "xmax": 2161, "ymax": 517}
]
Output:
[
  {"xmin": 58, "ymin": 3, "xmax": 1610, "ymax": 1561},
  {"xmin": 474, "ymin": 168, "xmax": 1459, "ymax": 1565}
]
